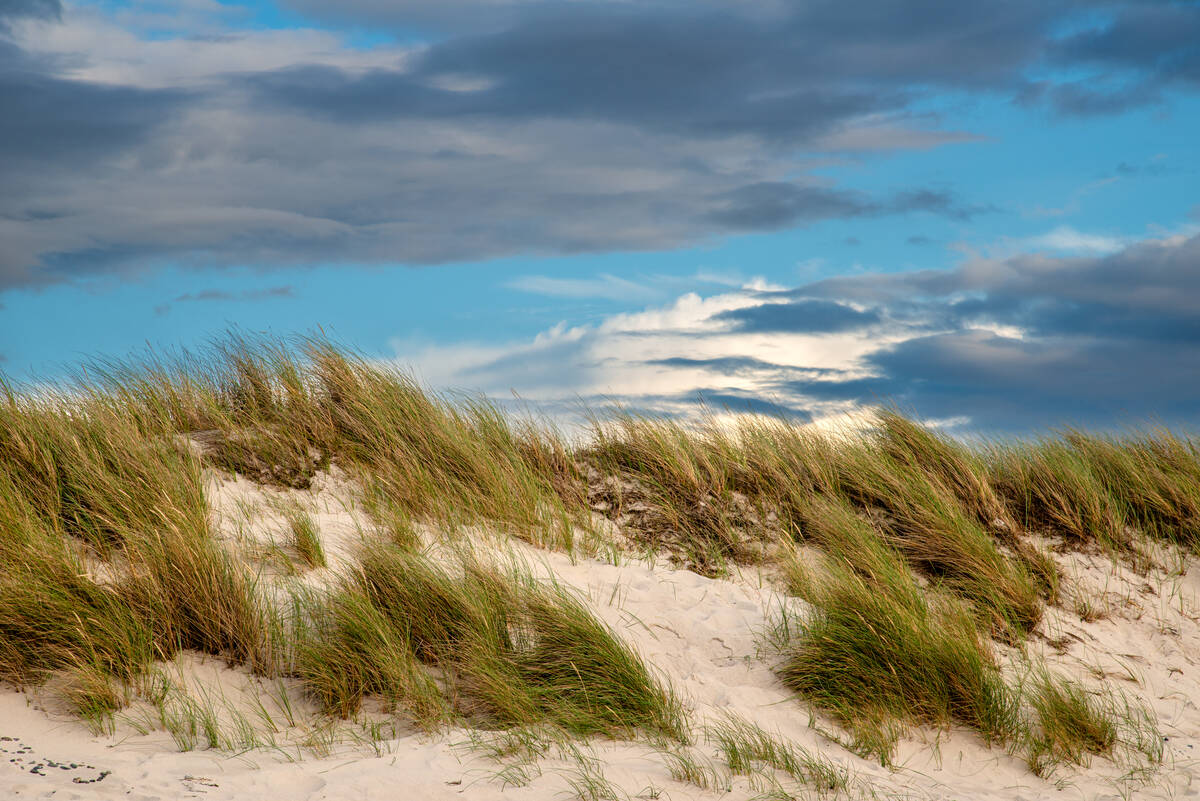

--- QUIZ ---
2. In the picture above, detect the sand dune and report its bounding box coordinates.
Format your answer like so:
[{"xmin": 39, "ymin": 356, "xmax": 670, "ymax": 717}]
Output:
[{"xmin": 2, "ymin": 467, "xmax": 1197, "ymax": 801}]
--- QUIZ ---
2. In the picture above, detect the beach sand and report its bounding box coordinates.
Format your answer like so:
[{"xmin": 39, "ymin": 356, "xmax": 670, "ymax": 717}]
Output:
[{"xmin": 2, "ymin": 469, "xmax": 1198, "ymax": 800}]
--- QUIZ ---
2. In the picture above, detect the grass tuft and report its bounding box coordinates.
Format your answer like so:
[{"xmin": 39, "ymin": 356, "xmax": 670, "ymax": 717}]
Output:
[
  {"xmin": 286, "ymin": 509, "xmax": 326, "ymax": 569},
  {"xmin": 1026, "ymin": 670, "xmax": 1117, "ymax": 774},
  {"xmin": 778, "ymin": 496, "xmax": 1018, "ymax": 762}
]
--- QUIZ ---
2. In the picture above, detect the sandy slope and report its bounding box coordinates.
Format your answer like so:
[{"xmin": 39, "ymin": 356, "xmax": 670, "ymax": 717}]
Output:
[{"xmin": 2, "ymin": 471, "xmax": 1198, "ymax": 800}]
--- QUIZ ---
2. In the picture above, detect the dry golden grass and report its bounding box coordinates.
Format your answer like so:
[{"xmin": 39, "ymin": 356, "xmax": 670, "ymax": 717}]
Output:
[{"xmin": 0, "ymin": 335, "xmax": 1188, "ymax": 776}]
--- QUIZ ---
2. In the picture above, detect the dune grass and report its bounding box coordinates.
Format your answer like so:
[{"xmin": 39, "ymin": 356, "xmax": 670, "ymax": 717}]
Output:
[
  {"xmin": 0, "ymin": 386, "xmax": 265, "ymax": 685},
  {"xmin": 286, "ymin": 509, "xmax": 327, "ymax": 569},
  {"xmin": 775, "ymin": 496, "xmax": 1159, "ymax": 774},
  {"xmin": 1025, "ymin": 670, "xmax": 1117, "ymax": 771},
  {"xmin": 0, "ymin": 335, "xmax": 1190, "ymax": 778},
  {"xmin": 292, "ymin": 543, "xmax": 686, "ymax": 740},
  {"xmin": 351, "ymin": 544, "xmax": 686, "ymax": 739},
  {"xmin": 704, "ymin": 711, "xmax": 849, "ymax": 792},
  {"xmin": 778, "ymin": 496, "xmax": 1018, "ymax": 762}
]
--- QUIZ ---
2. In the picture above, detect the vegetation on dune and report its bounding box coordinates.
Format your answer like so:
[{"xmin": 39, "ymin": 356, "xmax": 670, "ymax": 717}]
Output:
[
  {"xmin": 0, "ymin": 334, "xmax": 1189, "ymax": 780},
  {"xmin": 339, "ymin": 543, "xmax": 685, "ymax": 738},
  {"xmin": 779, "ymin": 495, "xmax": 1018, "ymax": 762}
]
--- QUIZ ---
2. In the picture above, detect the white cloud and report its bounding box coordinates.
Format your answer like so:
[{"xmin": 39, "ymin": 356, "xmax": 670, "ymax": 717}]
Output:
[
  {"xmin": 1027, "ymin": 225, "xmax": 1125, "ymax": 254},
  {"xmin": 506, "ymin": 273, "xmax": 660, "ymax": 302},
  {"xmin": 384, "ymin": 283, "xmax": 895, "ymax": 429},
  {"xmin": 12, "ymin": 6, "xmax": 414, "ymax": 89}
]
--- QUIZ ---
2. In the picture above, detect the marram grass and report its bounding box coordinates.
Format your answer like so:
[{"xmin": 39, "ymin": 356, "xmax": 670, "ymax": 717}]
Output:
[{"xmin": 0, "ymin": 335, "xmax": 1188, "ymax": 777}]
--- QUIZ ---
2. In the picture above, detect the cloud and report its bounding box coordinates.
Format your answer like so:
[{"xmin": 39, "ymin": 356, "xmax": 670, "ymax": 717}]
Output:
[
  {"xmin": 0, "ymin": 0, "xmax": 60, "ymax": 28},
  {"xmin": 1042, "ymin": 1, "xmax": 1200, "ymax": 113},
  {"xmin": 706, "ymin": 183, "xmax": 876, "ymax": 231},
  {"xmin": 506, "ymin": 273, "xmax": 660, "ymax": 301},
  {"xmin": 174, "ymin": 286, "xmax": 294, "ymax": 303},
  {"xmin": 155, "ymin": 285, "xmax": 295, "ymax": 315},
  {"xmin": 1026, "ymin": 225, "xmax": 1125, "ymax": 254},
  {"xmin": 392, "ymin": 232, "xmax": 1200, "ymax": 433},
  {"xmin": 706, "ymin": 183, "xmax": 988, "ymax": 232},
  {"xmin": 712, "ymin": 299, "xmax": 881, "ymax": 334},
  {"xmin": 1, "ymin": 0, "xmax": 1198, "ymax": 291}
]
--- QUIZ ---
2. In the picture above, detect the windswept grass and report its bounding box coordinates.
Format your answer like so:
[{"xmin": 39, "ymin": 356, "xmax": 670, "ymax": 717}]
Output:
[
  {"xmin": 989, "ymin": 440, "xmax": 1128, "ymax": 547},
  {"xmin": 0, "ymin": 377, "xmax": 266, "ymax": 701},
  {"xmin": 0, "ymin": 481, "xmax": 155, "ymax": 685},
  {"xmin": 286, "ymin": 509, "xmax": 326, "ymax": 569},
  {"xmin": 1063, "ymin": 429, "xmax": 1200, "ymax": 547},
  {"xmin": 586, "ymin": 415, "xmax": 753, "ymax": 571},
  {"xmin": 779, "ymin": 496, "xmax": 1017, "ymax": 762},
  {"xmin": 831, "ymin": 442, "xmax": 1042, "ymax": 636},
  {"xmin": 294, "ymin": 584, "xmax": 448, "ymax": 723},
  {"xmin": 776, "ymin": 495, "xmax": 1158, "ymax": 775},
  {"xmin": 298, "ymin": 544, "xmax": 687, "ymax": 740},
  {"xmin": 1026, "ymin": 670, "xmax": 1117, "ymax": 771},
  {"xmin": 0, "ymin": 335, "xmax": 1189, "ymax": 781},
  {"xmin": 704, "ymin": 712, "xmax": 849, "ymax": 793}
]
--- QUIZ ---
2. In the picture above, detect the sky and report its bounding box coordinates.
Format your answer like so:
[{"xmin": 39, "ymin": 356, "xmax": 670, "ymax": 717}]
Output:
[{"xmin": 1, "ymin": 0, "xmax": 1199, "ymax": 433}]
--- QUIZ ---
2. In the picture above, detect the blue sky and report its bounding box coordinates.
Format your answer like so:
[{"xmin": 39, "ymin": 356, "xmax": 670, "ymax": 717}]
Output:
[{"xmin": 2, "ymin": 0, "xmax": 1198, "ymax": 432}]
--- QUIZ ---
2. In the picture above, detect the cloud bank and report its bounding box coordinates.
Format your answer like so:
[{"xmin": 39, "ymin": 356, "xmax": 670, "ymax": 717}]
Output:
[
  {"xmin": 397, "ymin": 231, "xmax": 1200, "ymax": 433},
  {"xmin": 2, "ymin": 0, "xmax": 1198, "ymax": 290}
]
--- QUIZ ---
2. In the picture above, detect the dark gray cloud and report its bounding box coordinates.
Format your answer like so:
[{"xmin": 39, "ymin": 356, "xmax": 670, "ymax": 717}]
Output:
[
  {"xmin": 1, "ymin": 0, "xmax": 1197, "ymax": 291},
  {"xmin": 154, "ymin": 285, "xmax": 295, "ymax": 315},
  {"xmin": 717, "ymin": 233, "xmax": 1200, "ymax": 431},
  {"xmin": 713, "ymin": 299, "xmax": 881, "ymax": 334},
  {"xmin": 648, "ymin": 355, "xmax": 789, "ymax": 376},
  {"xmin": 1052, "ymin": 3, "xmax": 1200, "ymax": 81},
  {"xmin": 706, "ymin": 183, "xmax": 876, "ymax": 231},
  {"xmin": 769, "ymin": 329, "xmax": 1200, "ymax": 432},
  {"xmin": 173, "ymin": 286, "xmax": 295, "ymax": 303},
  {"xmin": 0, "ymin": 68, "xmax": 187, "ymax": 170},
  {"xmin": 694, "ymin": 390, "xmax": 813, "ymax": 421},
  {"xmin": 0, "ymin": 0, "xmax": 60, "ymax": 27},
  {"xmin": 269, "ymin": 0, "xmax": 1200, "ymax": 130},
  {"xmin": 704, "ymin": 183, "xmax": 988, "ymax": 232},
  {"xmin": 1031, "ymin": 1, "xmax": 1200, "ymax": 114}
]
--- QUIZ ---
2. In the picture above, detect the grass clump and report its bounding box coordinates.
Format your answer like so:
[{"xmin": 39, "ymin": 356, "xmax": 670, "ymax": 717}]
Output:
[
  {"xmin": 122, "ymin": 525, "xmax": 267, "ymax": 668},
  {"xmin": 830, "ymin": 441, "xmax": 1042, "ymax": 637},
  {"xmin": 0, "ymin": 512, "xmax": 155, "ymax": 685},
  {"xmin": 309, "ymin": 345, "xmax": 579, "ymax": 547},
  {"xmin": 704, "ymin": 712, "xmax": 848, "ymax": 793},
  {"xmin": 286, "ymin": 509, "xmax": 326, "ymax": 569},
  {"xmin": 1025, "ymin": 670, "xmax": 1117, "ymax": 774},
  {"xmin": 779, "ymin": 496, "xmax": 1017, "ymax": 763},
  {"xmin": 988, "ymin": 440, "xmax": 1128, "ymax": 547},
  {"xmin": 660, "ymin": 747, "xmax": 732, "ymax": 792},
  {"xmin": 60, "ymin": 663, "xmax": 127, "ymax": 734},
  {"xmin": 295, "ymin": 586, "xmax": 448, "ymax": 723},
  {"xmin": 585, "ymin": 415, "xmax": 755, "ymax": 572},
  {"xmin": 0, "ymin": 387, "xmax": 208, "ymax": 553},
  {"xmin": 297, "ymin": 544, "xmax": 686, "ymax": 741},
  {"xmin": 1063, "ymin": 429, "xmax": 1200, "ymax": 547},
  {"xmin": 778, "ymin": 497, "xmax": 1159, "ymax": 778},
  {"xmin": 0, "ymin": 379, "xmax": 269, "ymax": 704},
  {"xmin": 875, "ymin": 409, "xmax": 1015, "ymax": 533}
]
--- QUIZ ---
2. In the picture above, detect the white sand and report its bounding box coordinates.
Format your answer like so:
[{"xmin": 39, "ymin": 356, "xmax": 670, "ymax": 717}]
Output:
[{"xmin": 2, "ymin": 472, "xmax": 1198, "ymax": 800}]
